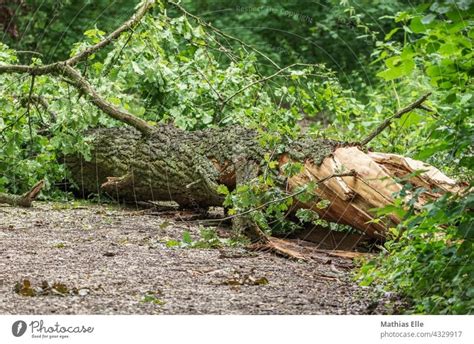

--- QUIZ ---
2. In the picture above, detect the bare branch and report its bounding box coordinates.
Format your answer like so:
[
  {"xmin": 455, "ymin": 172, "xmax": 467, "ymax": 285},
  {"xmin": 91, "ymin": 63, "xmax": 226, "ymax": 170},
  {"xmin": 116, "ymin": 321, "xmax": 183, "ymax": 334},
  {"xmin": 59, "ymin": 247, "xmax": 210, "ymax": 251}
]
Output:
[
  {"xmin": 0, "ymin": 180, "xmax": 44, "ymax": 207},
  {"xmin": 361, "ymin": 92, "xmax": 432, "ymax": 146},
  {"xmin": 0, "ymin": 63, "xmax": 59, "ymax": 76}
]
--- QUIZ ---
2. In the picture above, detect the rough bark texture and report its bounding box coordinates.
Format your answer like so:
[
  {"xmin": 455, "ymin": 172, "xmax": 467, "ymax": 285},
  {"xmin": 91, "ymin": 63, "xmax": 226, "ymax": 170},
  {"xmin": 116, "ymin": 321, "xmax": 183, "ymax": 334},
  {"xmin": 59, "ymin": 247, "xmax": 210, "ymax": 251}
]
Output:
[
  {"xmin": 67, "ymin": 126, "xmax": 340, "ymax": 208},
  {"xmin": 67, "ymin": 126, "xmax": 463, "ymax": 240},
  {"xmin": 0, "ymin": 180, "xmax": 44, "ymax": 207}
]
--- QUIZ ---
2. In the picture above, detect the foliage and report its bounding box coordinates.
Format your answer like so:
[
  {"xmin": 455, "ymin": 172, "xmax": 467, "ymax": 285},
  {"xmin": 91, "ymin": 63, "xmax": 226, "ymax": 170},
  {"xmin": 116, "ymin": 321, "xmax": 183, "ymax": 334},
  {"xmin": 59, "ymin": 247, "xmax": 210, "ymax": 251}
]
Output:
[
  {"xmin": 358, "ymin": 188, "xmax": 473, "ymax": 314},
  {"xmin": 177, "ymin": 0, "xmax": 407, "ymax": 77},
  {"xmin": 355, "ymin": 0, "xmax": 474, "ymax": 315},
  {"xmin": 0, "ymin": 3, "xmax": 337, "ymax": 197},
  {"xmin": 371, "ymin": 1, "xmax": 473, "ymax": 167},
  {"xmin": 2, "ymin": 0, "xmax": 136, "ymax": 62},
  {"xmin": 0, "ymin": 0, "xmax": 473, "ymax": 314},
  {"xmin": 141, "ymin": 291, "xmax": 165, "ymax": 305}
]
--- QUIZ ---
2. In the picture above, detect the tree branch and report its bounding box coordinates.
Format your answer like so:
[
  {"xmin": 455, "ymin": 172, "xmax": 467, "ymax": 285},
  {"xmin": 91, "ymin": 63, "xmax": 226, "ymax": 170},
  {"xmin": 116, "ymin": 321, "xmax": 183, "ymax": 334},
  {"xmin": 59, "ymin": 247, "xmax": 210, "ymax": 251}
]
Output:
[
  {"xmin": 0, "ymin": 180, "xmax": 44, "ymax": 207},
  {"xmin": 0, "ymin": 0, "xmax": 156, "ymax": 135},
  {"xmin": 0, "ymin": 63, "xmax": 59, "ymax": 76},
  {"xmin": 65, "ymin": 0, "xmax": 155, "ymax": 66},
  {"xmin": 361, "ymin": 92, "xmax": 432, "ymax": 146},
  {"xmin": 58, "ymin": 64, "xmax": 154, "ymax": 135}
]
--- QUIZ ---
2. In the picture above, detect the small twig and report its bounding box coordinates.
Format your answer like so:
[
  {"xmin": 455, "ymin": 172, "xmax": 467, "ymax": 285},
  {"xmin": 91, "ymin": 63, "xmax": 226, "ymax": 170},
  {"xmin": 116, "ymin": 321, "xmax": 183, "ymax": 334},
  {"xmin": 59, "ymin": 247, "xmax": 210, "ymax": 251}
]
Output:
[
  {"xmin": 16, "ymin": 51, "xmax": 43, "ymax": 57},
  {"xmin": 193, "ymin": 66, "xmax": 224, "ymax": 101},
  {"xmin": 185, "ymin": 179, "xmax": 202, "ymax": 189},
  {"xmin": 65, "ymin": 0, "xmax": 155, "ymax": 67},
  {"xmin": 222, "ymin": 64, "xmax": 298, "ymax": 107},
  {"xmin": 361, "ymin": 92, "xmax": 432, "ymax": 146},
  {"xmin": 26, "ymin": 75, "xmax": 36, "ymax": 150},
  {"xmin": 27, "ymin": 95, "xmax": 57, "ymax": 122},
  {"xmin": 219, "ymin": 63, "xmax": 324, "ymax": 117},
  {"xmin": 0, "ymin": 110, "xmax": 28, "ymax": 140},
  {"xmin": 102, "ymin": 29, "xmax": 136, "ymax": 76}
]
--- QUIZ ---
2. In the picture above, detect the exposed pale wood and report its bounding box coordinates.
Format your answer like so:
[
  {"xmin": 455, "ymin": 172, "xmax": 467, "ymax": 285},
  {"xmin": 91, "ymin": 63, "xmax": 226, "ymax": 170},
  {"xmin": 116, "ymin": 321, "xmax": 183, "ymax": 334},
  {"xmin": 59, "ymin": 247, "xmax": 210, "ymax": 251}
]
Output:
[
  {"xmin": 249, "ymin": 237, "xmax": 307, "ymax": 261},
  {"xmin": 68, "ymin": 127, "xmax": 463, "ymax": 241},
  {"xmin": 283, "ymin": 149, "xmax": 394, "ymax": 239},
  {"xmin": 333, "ymin": 147, "xmax": 402, "ymax": 204},
  {"xmin": 322, "ymin": 250, "xmax": 371, "ymax": 259},
  {"xmin": 282, "ymin": 145, "xmax": 465, "ymax": 240},
  {"xmin": 368, "ymin": 151, "xmax": 463, "ymax": 193}
]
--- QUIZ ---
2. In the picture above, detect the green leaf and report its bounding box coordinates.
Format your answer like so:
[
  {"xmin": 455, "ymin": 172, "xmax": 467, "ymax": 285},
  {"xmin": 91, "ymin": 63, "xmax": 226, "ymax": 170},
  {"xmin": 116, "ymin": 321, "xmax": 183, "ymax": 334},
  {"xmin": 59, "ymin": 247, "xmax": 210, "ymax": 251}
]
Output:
[
  {"xmin": 421, "ymin": 14, "xmax": 436, "ymax": 25},
  {"xmin": 410, "ymin": 17, "xmax": 428, "ymax": 33},
  {"xmin": 377, "ymin": 59, "xmax": 415, "ymax": 81},
  {"xmin": 385, "ymin": 27, "xmax": 400, "ymax": 40},
  {"xmin": 165, "ymin": 240, "xmax": 180, "ymax": 248},
  {"xmin": 458, "ymin": 220, "xmax": 474, "ymax": 239},
  {"xmin": 182, "ymin": 231, "xmax": 193, "ymax": 244},
  {"xmin": 216, "ymin": 184, "xmax": 229, "ymax": 195}
]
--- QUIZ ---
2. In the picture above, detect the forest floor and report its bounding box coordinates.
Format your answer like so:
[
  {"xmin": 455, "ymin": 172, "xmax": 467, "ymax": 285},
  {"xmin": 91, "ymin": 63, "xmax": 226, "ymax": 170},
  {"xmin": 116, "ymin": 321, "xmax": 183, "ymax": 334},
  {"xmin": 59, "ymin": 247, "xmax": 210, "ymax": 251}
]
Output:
[{"xmin": 0, "ymin": 202, "xmax": 403, "ymax": 315}]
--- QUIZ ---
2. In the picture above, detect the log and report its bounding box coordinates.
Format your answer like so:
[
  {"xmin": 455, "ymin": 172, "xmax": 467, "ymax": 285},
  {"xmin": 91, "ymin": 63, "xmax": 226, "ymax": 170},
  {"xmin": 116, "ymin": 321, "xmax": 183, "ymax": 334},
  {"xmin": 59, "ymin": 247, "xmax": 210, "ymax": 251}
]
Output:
[
  {"xmin": 66, "ymin": 126, "xmax": 463, "ymax": 240},
  {"xmin": 0, "ymin": 180, "xmax": 44, "ymax": 207}
]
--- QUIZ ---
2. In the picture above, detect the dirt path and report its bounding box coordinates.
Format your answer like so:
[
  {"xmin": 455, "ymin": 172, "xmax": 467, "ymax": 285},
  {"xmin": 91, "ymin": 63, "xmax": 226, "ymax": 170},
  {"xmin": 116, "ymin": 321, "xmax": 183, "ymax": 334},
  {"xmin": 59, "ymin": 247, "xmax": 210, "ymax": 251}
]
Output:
[{"xmin": 0, "ymin": 202, "xmax": 397, "ymax": 314}]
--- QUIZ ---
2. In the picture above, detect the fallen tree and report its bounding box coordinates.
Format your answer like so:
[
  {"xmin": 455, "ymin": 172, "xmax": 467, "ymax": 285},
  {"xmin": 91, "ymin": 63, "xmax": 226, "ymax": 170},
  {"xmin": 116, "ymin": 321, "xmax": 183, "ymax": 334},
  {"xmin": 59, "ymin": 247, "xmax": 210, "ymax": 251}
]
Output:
[
  {"xmin": 65, "ymin": 124, "xmax": 463, "ymax": 243},
  {"xmin": 0, "ymin": 0, "xmax": 466, "ymax": 258}
]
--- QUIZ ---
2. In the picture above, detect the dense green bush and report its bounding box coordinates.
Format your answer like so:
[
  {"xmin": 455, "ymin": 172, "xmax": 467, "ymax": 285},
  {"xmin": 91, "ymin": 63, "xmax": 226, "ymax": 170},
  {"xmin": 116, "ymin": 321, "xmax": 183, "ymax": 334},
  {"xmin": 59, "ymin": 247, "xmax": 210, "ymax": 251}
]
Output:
[{"xmin": 359, "ymin": 190, "xmax": 473, "ymax": 314}]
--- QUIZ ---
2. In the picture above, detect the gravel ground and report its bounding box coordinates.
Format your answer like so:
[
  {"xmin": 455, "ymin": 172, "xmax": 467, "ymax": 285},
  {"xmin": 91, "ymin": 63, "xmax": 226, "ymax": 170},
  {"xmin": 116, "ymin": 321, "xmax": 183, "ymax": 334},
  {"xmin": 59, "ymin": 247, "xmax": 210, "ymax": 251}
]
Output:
[{"xmin": 0, "ymin": 202, "xmax": 399, "ymax": 314}]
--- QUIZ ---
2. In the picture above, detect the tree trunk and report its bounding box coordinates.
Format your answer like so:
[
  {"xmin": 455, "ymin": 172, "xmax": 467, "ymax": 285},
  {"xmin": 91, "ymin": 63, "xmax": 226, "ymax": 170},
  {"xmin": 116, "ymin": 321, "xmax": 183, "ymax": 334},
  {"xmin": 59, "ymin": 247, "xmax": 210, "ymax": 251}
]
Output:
[{"xmin": 66, "ymin": 126, "xmax": 463, "ymax": 240}]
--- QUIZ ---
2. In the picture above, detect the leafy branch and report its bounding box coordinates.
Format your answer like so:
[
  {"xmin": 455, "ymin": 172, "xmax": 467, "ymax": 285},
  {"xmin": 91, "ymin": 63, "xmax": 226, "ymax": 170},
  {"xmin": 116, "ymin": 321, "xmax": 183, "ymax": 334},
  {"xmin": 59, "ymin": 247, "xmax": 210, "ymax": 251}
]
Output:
[
  {"xmin": 202, "ymin": 170, "xmax": 357, "ymax": 223},
  {"xmin": 0, "ymin": 0, "xmax": 156, "ymax": 135},
  {"xmin": 167, "ymin": 0, "xmax": 281, "ymax": 70}
]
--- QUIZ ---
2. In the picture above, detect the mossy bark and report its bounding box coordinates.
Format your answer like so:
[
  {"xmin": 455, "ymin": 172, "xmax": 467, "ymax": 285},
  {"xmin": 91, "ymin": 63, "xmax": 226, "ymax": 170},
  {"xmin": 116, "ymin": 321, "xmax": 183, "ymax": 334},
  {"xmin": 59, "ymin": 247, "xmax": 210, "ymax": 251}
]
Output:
[
  {"xmin": 67, "ymin": 125, "xmax": 341, "ymax": 208},
  {"xmin": 66, "ymin": 125, "xmax": 343, "ymax": 250}
]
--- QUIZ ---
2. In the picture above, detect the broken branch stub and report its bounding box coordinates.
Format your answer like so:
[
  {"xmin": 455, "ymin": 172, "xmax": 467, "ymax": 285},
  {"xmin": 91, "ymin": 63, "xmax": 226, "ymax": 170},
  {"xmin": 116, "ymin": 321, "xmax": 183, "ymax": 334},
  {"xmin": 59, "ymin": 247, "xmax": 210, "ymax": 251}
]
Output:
[{"xmin": 0, "ymin": 180, "xmax": 44, "ymax": 207}]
